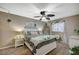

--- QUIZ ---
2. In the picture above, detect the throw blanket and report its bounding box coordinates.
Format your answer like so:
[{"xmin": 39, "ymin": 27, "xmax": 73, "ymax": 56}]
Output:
[
  {"xmin": 25, "ymin": 37, "xmax": 57, "ymax": 54},
  {"xmin": 36, "ymin": 38, "xmax": 57, "ymax": 49}
]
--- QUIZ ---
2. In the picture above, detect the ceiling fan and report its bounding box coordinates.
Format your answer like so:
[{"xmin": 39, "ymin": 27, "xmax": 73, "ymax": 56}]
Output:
[{"xmin": 34, "ymin": 11, "xmax": 55, "ymax": 20}]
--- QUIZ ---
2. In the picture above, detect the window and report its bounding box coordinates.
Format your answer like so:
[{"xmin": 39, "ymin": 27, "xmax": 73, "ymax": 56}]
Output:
[{"xmin": 52, "ymin": 22, "xmax": 64, "ymax": 32}]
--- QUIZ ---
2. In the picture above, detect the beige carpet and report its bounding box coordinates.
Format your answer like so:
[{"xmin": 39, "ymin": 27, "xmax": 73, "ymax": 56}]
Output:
[{"xmin": 0, "ymin": 41, "xmax": 69, "ymax": 55}]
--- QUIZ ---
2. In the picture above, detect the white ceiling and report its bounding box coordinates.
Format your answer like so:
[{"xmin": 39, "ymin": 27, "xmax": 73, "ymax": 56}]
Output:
[{"xmin": 0, "ymin": 3, "xmax": 79, "ymax": 22}]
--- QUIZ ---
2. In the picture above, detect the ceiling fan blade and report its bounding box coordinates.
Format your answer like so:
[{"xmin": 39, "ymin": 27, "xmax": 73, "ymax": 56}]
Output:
[
  {"xmin": 46, "ymin": 17, "xmax": 50, "ymax": 20},
  {"xmin": 40, "ymin": 18, "xmax": 42, "ymax": 20},
  {"xmin": 40, "ymin": 16, "xmax": 43, "ymax": 20},
  {"xmin": 47, "ymin": 14, "xmax": 55, "ymax": 17},
  {"xmin": 34, "ymin": 16, "xmax": 41, "ymax": 18}
]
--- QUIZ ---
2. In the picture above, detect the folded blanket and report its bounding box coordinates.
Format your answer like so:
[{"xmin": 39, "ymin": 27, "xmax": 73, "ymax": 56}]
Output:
[{"xmin": 36, "ymin": 38, "xmax": 57, "ymax": 49}]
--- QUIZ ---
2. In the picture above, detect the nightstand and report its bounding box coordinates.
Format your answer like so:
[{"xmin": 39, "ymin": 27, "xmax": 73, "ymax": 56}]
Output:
[{"xmin": 14, "ymin": 35, "xmax": 24, "ymax": 48}]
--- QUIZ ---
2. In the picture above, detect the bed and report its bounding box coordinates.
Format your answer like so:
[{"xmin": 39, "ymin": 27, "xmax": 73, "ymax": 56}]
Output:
[{"xmin": 24, "ymin": 35, "xmax": 60, "ymax": 55}]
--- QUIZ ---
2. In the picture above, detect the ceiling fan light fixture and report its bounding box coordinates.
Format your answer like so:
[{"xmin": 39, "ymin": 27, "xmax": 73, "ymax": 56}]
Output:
[
  {"xmin": 40, "ymin": 18, "xmax": 42, "ymax": 20},
  {"xmin": 46, "ymin": 17, "xmax": 50, "ymax": 20},
  {"xmin": 34, "ymin": 10, "xmax": 55, "ymax": 21},
  {"xmin": 47, "ymin": 14, "xmax": 55, "ymax": 17},
  {"xmin": 34, "ymin": 23, "xmax": 36, "ymax": 27},
  {"xmin": 40, "ymin": 11, "xmax": 46, "ymax": 15},
  {"xmin": 42, "ymin": 17, "xmax": 46, "ymax": 19}
]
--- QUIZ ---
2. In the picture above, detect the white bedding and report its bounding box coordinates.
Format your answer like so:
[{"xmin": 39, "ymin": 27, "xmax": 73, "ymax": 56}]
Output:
[
  {"xmin": 30, "ymin": 35, "xmax": 59, "ymax": 46},
  {"xmin": 25, "ymin": 35, "xmax": 59, "ymax": 55}
]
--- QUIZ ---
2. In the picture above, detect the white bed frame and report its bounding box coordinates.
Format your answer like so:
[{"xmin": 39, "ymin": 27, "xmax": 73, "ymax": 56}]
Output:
[{"xmin": 25, "ymin": 41, "xmax": 56, "ymax": 55}]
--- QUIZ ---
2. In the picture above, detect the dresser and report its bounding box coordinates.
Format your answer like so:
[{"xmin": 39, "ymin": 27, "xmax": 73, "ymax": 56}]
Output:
[{"xmin": 69, "ymin": 35, "xmax": 79, "ymax": 48}]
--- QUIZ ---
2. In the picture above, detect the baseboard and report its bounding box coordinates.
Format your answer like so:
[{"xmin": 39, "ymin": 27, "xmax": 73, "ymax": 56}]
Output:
[{"xmin": 0, "ymin": 45, "xmax": 15, "ymax": 50}]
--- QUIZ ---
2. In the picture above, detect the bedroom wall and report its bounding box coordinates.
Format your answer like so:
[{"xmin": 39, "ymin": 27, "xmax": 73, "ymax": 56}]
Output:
[
  {"xmin": 0, "ymin": 12, "xmax": 16, "ymax": 48},
  {"xmin": 0, "ymin": 18, "xmax": 2, "ymax": 46},
  {"xmin": 0, "ymin": 12, "xmax": 42, "ymax": 49},
  {"xmin": 49, "ymin": 15, "xmax": 79, "ymax": 44},
  {"xmin": 0, "ymin": 11, "xmax": 45, "ymax": 49},
  {"xmin": 63, "ymin": 15, "xmax": 79, "ymax": 43}
]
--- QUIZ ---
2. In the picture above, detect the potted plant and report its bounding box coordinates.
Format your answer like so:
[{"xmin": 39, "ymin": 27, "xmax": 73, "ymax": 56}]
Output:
[
  {"xmin": 70, "ymin": 46, "xmax": 79, "ymax": 55},
  {"xmin": 74, "ymin": 27, "xmax": 79, "ymax": 35}
]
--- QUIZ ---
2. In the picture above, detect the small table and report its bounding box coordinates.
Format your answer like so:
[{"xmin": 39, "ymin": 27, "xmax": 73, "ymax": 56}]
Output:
[{"xmin": 15, "ymin": 38, "xmax": 24, "ymax": 48}]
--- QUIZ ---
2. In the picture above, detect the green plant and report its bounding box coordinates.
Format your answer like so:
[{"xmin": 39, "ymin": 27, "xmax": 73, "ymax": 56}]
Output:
[
  {"xmin": 70, "ymin": 46, "xmax": 79, "ymax": 55},
  {"xmin": 74, "ymin": 27, "xmax": 79, "ymax": 35}
]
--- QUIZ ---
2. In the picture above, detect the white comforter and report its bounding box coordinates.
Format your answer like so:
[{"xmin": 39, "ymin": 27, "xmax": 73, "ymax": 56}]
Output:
[
  {"xmin": 30, "ymin": 35, "xmax": 59, "ymax": 46},
  {"xmin": 25, "ymin": 34, "xmax": 59, "ymax": 55}
]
